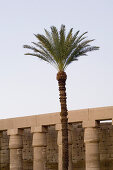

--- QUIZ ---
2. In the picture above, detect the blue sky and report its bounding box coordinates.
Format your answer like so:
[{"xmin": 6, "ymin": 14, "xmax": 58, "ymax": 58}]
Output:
[{"xmin": 0, "ymin": 0, "xmax": 113, "ymax": 119}]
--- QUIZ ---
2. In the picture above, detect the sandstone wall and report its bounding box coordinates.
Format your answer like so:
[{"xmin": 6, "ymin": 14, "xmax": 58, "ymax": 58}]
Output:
[{"xmin": 0, "ymin": 123, "xmax": 113, "ymax": 170}]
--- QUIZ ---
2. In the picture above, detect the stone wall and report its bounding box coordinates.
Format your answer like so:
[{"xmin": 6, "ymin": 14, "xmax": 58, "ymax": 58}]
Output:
[
  {"xmin": 0, "ymin": 122, "xmax": 113, "ymax": 170},
  {"xmin": 22, "ymin": 128, "xmax": 33, "ymax": 170},
  {"xmin": 0, "ymin": 131, "xmax": 9, "ymax": 170},
  {"xmin": 99, "ymin": 123, "xmax": 113, "ymax": 170},
  {"xmin": 72, "ymin": 123, "xmax": 85, "ymax": 170}
]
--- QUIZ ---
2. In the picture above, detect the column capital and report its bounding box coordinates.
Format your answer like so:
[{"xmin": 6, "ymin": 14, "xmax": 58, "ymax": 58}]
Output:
[
  {"xmin": 112, "ymin": 119, "xmax": 113, "ymax": 126},
  {"xmin": 68, "ymin": 124, "xmax": 73, "ymax": 131},
  {"xmin": 84, "ymin": 125, "xmax": 99, "ymax": 144},
  {"xmin": 82, "ymin": 120, "xmax": 99, "ymax": 128},
  {"xmin": 7, "ymin": 128, "xmax": 23, "ymax": 136},
  {"xmin": 0, "ymin": 131, "xmax": 3, "ymax": 138},
  {"xmin": 55, "ymin": 123, "xmax": 62, "ymax": 131},
  {"xmin": 8, "ymin": 129, "xmax": 23, "ymax": 149},
  {"xmin": 31, "ymin": 126, "xmax": 47, "ymax": 133},
  {"xmin": 55, "ymin": 123, "xmax": 73, "ymax": 131},
  {"xmin": 56, "ymin": 123, "xmax": 73, "ymax": 146}
]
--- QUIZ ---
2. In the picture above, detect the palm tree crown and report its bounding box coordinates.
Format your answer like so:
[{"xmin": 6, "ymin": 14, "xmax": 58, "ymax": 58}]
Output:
[{"xmin": 23, "ymin": 25, "xmax": 99, "ymax": 71}]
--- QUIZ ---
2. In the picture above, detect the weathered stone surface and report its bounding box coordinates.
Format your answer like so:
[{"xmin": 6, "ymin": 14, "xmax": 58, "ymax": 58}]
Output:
[
  {"xmin": 0, "ymin": 106, "xmax": 113, "ymax": 170},
  {"xmin": 0, "ymin": 123, "xmax": 113, "ymax": 170}
]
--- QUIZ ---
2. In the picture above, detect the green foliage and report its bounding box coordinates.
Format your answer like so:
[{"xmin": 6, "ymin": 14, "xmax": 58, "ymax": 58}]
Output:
[{"xmin": 23, "ymin": 25, "xmax": 99, "ymax": 71}]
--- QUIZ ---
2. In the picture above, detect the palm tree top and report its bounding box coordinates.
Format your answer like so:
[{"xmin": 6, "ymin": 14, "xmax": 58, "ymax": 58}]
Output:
[{"xmin": 23, "ymin": 25, "xmax": 99, "ymax": 71}]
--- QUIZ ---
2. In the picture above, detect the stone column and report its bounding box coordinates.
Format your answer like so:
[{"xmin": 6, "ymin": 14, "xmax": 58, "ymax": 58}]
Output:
[
  {"xmin": 68, "ymin": 124, "xmax": 73, "ymax": 170},
  {"xmin": 83, "ymin": 121, "xmax": 100, "ymax": 170},
  {"xmin": 7, "ymin": 129, "xmax": 23, "ymax": 170},
  {"xmin": 55, "ymin": 124, "xmax": 73, "ymax": 170},
  {"xmin": 0, "ymin": 132, "xmax": 3, "ymax": 169},
  {"xmin": 31, "ymin": 126, "xmax": 47, "ymax": 170}
]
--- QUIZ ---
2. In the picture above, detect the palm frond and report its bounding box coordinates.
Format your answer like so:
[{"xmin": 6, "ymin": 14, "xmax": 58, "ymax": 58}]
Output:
[
  {"xmin": 80, "ymin": 46, "xmax": 99, "ymax": 53},
  {"xmin": 24, "ymin": 44, "xmax": 50, "ymax": 62},
  {"xmin": 65, "ymin": 45, "xmax": 99, "ymax": 67},
  {"xmin": 24, "ymin": 25, "xmax": 99, "ymax": 71},
  {"xmin": 31, "ymin": 42, "xmax": 54, "ymax": 61},
  {"xmin": 50, "ymin": 26, "xmax": 60, "ymax": 59},
  {"xmin": 34, "ymin": 34, "xmax": 55, "ymax": 57},
  {"xmin": 65, "ymin": 28, "xmax": 73, "ymax": 43},
  {"xmin": 64, "ymin": 30, "xmax": 80, "ymax": 59},
  {"xmin": 59, "ymin": 25, "xmax": 65, "ymax": 58},
  {"xmin": 25, "ymin": 53, "xmax": 49, "ymax": 62},
  {"xmin": 44, "ymin": 29, "xmax": 53, "ymax": 44}
]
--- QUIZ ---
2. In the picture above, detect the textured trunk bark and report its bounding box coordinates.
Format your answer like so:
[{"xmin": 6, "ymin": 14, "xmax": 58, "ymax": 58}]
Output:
[{"xmin": 57, "ymin": 71, "xmax": 68, "ymax": 170}]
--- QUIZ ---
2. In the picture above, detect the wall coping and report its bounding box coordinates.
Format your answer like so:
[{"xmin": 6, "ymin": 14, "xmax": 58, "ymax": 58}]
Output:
[{"xmin": 0, "ymin": 106, "xmax": 113, "ymax": 130}]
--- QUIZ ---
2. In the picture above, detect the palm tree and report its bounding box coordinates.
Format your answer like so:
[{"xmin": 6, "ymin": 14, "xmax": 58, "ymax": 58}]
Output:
[{"xmin": 23, "ymin": 25, "xmax": 99, "ymax": 170}]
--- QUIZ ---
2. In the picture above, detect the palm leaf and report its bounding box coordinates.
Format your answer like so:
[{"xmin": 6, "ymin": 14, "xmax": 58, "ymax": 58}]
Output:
[{"xmin": 24, "ymin": 25, "xmax": 99, "ymax": 71}]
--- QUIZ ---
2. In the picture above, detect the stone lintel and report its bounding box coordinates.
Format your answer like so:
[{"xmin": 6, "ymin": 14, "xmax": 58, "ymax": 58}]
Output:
[
  {"xmin": 82, "ymin": 120, "xmax": 99, "ymax": 128},
  {"xmin": 31, "ymin": 126, "xmax": 47, "ymax": 133},
  {"xmin": 7, "ymin": 128, "xmax": 23, "ymax": 136}
]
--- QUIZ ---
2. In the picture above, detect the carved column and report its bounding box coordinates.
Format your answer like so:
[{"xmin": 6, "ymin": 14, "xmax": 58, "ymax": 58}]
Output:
[
  {"xmin": 83, "ymin": 121, "xmax": 100, "ymax": 170},
  {"xmin": 56, "ymin": 124, "xmax": 73, "ymax": 170},
  {"xmin": 7, "ymin": 129, "xmax": 23, "ymax": 170},
  {"xmin": 31, "ymin": 126, "xmax": 47, "ymax": 170}
]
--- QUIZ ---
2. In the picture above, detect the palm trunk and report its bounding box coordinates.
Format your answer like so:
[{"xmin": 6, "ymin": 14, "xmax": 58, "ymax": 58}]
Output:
[{"xmin": 57, "ymin": 71, "xmax": 68, "ymax": 170}]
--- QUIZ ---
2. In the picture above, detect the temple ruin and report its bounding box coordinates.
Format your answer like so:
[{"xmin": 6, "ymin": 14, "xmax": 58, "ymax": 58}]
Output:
[{"xmin": 0, "ymin": 106, "xmax": 113, "ymax": 170}]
